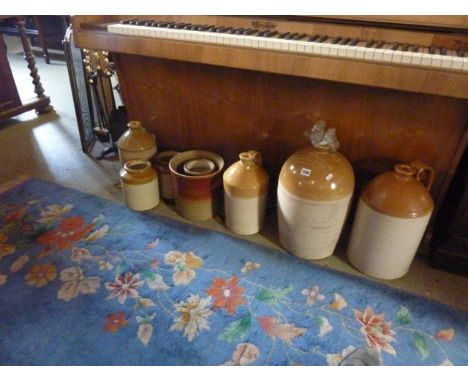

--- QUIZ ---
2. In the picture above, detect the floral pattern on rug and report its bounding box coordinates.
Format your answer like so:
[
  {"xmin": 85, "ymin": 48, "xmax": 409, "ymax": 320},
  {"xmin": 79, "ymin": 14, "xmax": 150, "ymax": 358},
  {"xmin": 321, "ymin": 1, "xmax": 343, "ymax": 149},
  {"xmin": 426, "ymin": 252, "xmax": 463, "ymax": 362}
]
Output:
[{"xmin": 0, "ymin": 178, "xmax": 467, "ymax": 366}]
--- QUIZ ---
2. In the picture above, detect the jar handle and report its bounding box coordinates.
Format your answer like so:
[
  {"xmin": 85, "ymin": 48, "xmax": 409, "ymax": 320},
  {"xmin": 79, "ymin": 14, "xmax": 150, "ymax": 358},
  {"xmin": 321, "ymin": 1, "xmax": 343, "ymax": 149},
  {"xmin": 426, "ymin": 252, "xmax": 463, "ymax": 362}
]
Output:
[{"xmin": 410, "ymin": 161, "xmax": 434, "ymax": 191}]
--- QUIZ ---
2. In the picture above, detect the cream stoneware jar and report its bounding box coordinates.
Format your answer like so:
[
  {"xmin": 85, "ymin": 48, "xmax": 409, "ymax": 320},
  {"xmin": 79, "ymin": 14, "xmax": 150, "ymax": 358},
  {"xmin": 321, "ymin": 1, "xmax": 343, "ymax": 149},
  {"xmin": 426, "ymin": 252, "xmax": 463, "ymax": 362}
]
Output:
[
  {"xmin": 120, "ymin": 159, "xmax": 160, "ymax": 211},
  {"xmin": 347, "ymin": 161, "xmax": 434, "ymax": 280},
  {"xmin": 223, "ymin": 150, "xmax": 269, "ymax": 235},
  {"xmin": 117, "ymin": 121, "xmax": 157, "ymax": 165},
  {"xmin": 277, "ymin": 121, "xmax": 354, "ymax": 260}
]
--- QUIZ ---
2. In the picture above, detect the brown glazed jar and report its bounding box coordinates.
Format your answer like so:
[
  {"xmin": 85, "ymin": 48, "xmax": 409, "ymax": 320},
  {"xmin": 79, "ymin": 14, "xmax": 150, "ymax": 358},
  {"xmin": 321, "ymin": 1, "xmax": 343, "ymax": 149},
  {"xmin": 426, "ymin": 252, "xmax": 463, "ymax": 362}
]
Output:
[
  {"xmin": 277, "ymin": 122, "xmax": 354, "ymax": 260},
  {"xmin": 169, "ymin": 150, "xmax": 224, "ymax": 221},
  {"xmin": 117, "ymin": 121, "xmax": 157, "ymax": 165},
  {"xmin": 347, "ymin": 162, "xmax": 434, "ymax": 279},
  {"xmin": 154, "ymin": 150, "xmax": 180, "ymax": 201},
  {"xmin": 119, "ymin": 159, "xmax": 160, "ymax": 211},
  {"xmin": 223, "ymin": 150, "xmax": 269, "ymax": 235}
]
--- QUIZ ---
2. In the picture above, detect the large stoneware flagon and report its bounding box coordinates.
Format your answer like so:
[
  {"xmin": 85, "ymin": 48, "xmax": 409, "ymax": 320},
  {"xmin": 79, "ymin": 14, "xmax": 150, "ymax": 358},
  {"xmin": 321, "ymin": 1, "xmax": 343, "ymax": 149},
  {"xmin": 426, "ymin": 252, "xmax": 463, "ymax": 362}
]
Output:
[
  {"xmin": 347, "ymin": 161, "xmax": 434, "ymax": 279},
  {"xmin": 277, "ymin": 121, "xmax": 354, "ymax": 260}
]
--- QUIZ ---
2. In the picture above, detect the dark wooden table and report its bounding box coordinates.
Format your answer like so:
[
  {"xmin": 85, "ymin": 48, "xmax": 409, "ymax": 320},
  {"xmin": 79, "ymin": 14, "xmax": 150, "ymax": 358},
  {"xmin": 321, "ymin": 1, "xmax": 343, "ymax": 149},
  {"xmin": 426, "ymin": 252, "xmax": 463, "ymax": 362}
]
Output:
[{"xmin": 0, "ymin": 16, "xmax": 53, "ymax": 120}]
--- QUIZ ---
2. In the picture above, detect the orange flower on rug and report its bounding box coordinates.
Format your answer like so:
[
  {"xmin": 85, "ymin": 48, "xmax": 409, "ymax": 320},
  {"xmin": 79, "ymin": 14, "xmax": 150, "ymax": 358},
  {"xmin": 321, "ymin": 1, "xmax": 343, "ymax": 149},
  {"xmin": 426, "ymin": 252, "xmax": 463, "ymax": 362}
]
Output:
[
  {"xmin": 104, "ymin": 312, "xmax": 129, "ymax": 332},
  {"xmin": 37, "ymin": 216, "xmax": 93, "ymax": 250},
  {"xmin": 24, "ymin": 263, "xmax": 57, "ymax": 287},
  {"xmin": 207, "ymin": 276, "xmax": 245, "ymax": 315}
]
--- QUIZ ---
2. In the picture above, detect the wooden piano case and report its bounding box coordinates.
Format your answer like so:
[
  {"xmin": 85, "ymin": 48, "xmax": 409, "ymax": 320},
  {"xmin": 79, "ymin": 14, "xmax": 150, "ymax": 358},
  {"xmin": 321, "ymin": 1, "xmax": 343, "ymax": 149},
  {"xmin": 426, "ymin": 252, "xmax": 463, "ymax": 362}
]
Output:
[{"xmin": 72, "ymin": 16, "xmax": 468, "ymax": 247}]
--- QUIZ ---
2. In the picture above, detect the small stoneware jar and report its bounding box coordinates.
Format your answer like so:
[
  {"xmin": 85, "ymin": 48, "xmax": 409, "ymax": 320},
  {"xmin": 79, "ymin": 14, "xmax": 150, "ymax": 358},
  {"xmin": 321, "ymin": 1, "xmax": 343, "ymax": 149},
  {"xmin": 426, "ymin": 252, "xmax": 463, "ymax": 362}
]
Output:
[
  {"xmin": 223, "ymin": 150, "xmax": 269, "ymax": 235},
  {"xmin": 347, "ymin": 162, "xmax": 434, "ymax": 280},
  {"xmin": 120, "ymin": 159, "xmax": 160, "ymax": 211},
  {"xmin": 117, "ymin": 121, "xmax": 157, "ymax": 165},
  {"xmin": 277, "ymin": 121, "xmax": 354, "ymax": 260},
  {"xmin": 169, "ymin": 150, "xmax": 224, "ymax": 221},
  {"xmin": 154, "ymin": 150, "xmax": 180, "ymax": 201}
]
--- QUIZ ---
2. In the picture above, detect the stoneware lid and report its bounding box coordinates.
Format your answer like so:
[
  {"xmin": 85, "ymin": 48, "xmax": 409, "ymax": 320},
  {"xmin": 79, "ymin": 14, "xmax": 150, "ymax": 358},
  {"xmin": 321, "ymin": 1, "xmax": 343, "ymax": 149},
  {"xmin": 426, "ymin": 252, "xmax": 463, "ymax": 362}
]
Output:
[
  {"xmin": 279, "ymin": 145, "xmax": 354, "ymax": 201},
  {"xmin": 118, "ymin": 121, "xmax": 156, "ymax": 152},
  {"xmin": 361, "ymin": 163, "xmax": 434, "ymax": 218},
  {"xmin": 223, "ymin": 151, "xmax": 269, "ymax": 198}
]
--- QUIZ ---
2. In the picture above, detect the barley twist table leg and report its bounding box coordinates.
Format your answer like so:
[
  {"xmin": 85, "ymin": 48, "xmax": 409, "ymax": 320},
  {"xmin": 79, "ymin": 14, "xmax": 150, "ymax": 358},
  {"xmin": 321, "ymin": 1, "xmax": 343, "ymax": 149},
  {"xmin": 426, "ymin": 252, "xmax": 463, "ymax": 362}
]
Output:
[{"xmin": 17, "ymin": 17, "xmax": 53, "ymax": 114}]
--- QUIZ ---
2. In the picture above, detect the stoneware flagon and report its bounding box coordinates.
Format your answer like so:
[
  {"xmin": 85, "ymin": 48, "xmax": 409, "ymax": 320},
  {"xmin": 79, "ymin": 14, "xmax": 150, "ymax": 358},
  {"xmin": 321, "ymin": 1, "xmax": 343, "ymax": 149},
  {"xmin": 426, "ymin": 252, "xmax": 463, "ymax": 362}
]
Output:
[
  {"xmin": 117, "ymin": 121, "xmax": 157, "ymax": 165},
  {"xmin": 153, "ymin": 150, "xmax": 180, "ymax": 201},
  {"xmin": 347, "ymin": 161, "xmax": 434, "ymax": 280},
  {"xmin": 277, "ymin": 121, "xmax": 354, "ymax": 260},
  {"xmin": 169, "ymin": 150, "xmax": 224, "ymax": 221},
  {"xmin": 223, "ymin": 150, "xmax": 269, "ymax": 235},
  {"xmin": 119, "ymin": 159, "xmax": 160, "ymax": 211}
]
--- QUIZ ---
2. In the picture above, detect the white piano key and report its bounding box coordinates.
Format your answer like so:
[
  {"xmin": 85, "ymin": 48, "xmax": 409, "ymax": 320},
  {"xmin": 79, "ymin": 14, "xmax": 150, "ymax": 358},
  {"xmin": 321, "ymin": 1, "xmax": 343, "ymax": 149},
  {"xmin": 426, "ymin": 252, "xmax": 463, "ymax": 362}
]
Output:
[
  {"xmin": 391, "ymin": 50, "xmax": 403, "ymax": 63},
  {"xmin": 312, "ymin": 42, "xmax": 322, "ymax": 54},
  {"xmin": 401, "ymin": 51, "xmax": 413, "ymax": 64},
  {"xmin": 463, "ymin": 58, "xmax": 468, "ymax": 71},
  {"xmin": 440, "ymin": 53, "xmax": 453, "ymax": 69},
  {"xmin": 420, "ymin": 48, "xmax": 432, "ymax": 66},
  {"xmin": 345, "ymin": 45, "xmax": 358, "ymax": 58},
  {"xmin": 337, "ymin": 44, "xmax": 348, "ymax": 57},
  {"xmin": 320, "ymin": 40, "xmax": 334, "ymax": 55},
  {"xmin": 288, "ymin": 40, "xmax": 300, "ymax": 52},
  {"xmin": 381, "ymin": 44, "xmax": 394, "ymax": 62},
  {"xmin": 364, "ymin": 47, "xmax": 376, "ymax": 60},
  {"xmin": 297, "ymin": 41, "xmax": 307, "ymax": 53},
  {"xmin": 430, "ymin": 53, "xmax": 443, "ymax": 68},
  {"xmin": 373, "ymin": 46, "xmax": 385, "ymax": 61},
  {"xmin": 451, "ymin": 55, "xmax": 464, "ymax": 70},
  {"xmin": 328, "ymin": 43, "xmax": 339, "ymax": 56}
]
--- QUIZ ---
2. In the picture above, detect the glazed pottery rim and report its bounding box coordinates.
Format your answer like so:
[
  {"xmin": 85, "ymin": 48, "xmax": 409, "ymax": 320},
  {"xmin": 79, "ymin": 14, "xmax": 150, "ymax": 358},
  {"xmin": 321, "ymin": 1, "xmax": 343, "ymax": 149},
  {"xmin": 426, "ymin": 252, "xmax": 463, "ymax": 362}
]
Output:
[
  {"xmin": 183, "ymin": 158, "xmax": 216, "ymax": 176},
  {"xmin": 123, "ymin": 159, "xmax": 152, "ymax": 173},
  {"xmin": 169, "ymin": 150, "xmax": 224, "ymax": 179},
  {"xmin": 154, "ymin": 150, "xmax": 181, "ymax": 165}
]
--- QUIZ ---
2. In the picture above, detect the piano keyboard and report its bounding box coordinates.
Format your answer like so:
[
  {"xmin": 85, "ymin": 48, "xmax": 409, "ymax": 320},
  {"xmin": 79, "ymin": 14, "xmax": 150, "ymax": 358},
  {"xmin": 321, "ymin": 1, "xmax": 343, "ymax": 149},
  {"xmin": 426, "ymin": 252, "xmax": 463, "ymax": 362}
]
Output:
[{"xmin": 107, "ymin": 20, "xmax": 468, "ymax": 72}]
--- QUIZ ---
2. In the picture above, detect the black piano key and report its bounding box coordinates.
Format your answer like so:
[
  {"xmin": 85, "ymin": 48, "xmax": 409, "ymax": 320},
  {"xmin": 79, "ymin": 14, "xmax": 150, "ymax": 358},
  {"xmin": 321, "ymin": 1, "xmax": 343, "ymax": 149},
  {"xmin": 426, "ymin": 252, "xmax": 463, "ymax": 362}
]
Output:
[
  {"xmin": 457, "ymin": 49, "xmax": 465, "ymax": 57},
  {"xmin": 284, "ymin": 33, "xmax": 298, "ymax": 40},
  {"xmin": 198, "ymin": 25, "xmax": 214, "ymax": 31},
  {"xmin": 255, "ymin": 29, "xmax": 270, "ymax": 36},
  {"xmin": 317, "ymin": 35, "xmax": 328, "ymax": 43},
  {"xmin": 339, "ymin": 38, "xmax": 351, "ymax": 45},
  {"xmin": 228, "ymin": 28, "xmax": 243, "ymax": 34},
  {"xmin": 234, "ymin": 28, "xmax": 247, "ymax": 35},
  {"xmin": 429, "ymin": 46, "xmax": 436, "ymax": 54},
  {"xmin": 216, "ymin": 26, "xmax": 232, "ymax": 33},
  {"xmin": 157, "ymin": 22, "xmax": 170, "ymax": 27},
  {"xmin": 411, "ymin": 45, "xmax": 419, "ymax": 52},
  {"xmin": 264, "ymin": 30, "xmax": 279, "ymax": 37},
  {"xmin": 278, "ymin": 32, "xmax": 291, "ymax": 39},
  {"xmin": 391, "ymin": 43, "xmax": 400, "ymax": 50},
  {"xmin": 243, "ymin": 29, "xmax": 259, "ymax": 35},
  {"xmin": 208, "ymin": 26, "xmax": 218, "ymax": 32},
  {"xmin": 308, "ymin": 34, "xmax": 320, "ymax": 42},
  {"xmin": 121, "ymin": 19, "xmax": 137, "ymax": 24},
  {"xmin": 365, "ymin": 40, "xmax": 375, "ymax": 48},
  {"xmin": 440, "ymin": 47, "xmax": 447, "ymax": 55},
  {"xmin": 375, "ymin": 41, "xmax": 384, "ymax": 49},
  {"xmin": 400, "ymin": 44, "xmax": 409, "ymax": 51},
  {"xmin": 293, "ymin": 33, "xmax": 308, "ymax": 41},
  {"xmin": 331, "ymin": 37, "xmax": 342, "ymax": 44},
  {"xmin": 348, "ymin": 38, "xmax": 359, "ymax": 46}
]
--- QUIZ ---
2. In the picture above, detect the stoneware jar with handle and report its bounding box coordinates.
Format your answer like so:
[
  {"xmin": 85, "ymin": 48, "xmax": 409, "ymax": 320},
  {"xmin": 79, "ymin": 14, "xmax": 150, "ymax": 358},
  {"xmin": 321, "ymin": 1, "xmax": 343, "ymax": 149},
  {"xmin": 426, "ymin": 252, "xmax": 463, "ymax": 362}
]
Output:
[
  {"xmin": 223, "ymin": 150, "xmax": 269, "ymax": 235},
  {"xmin": 347, "ymin": 161, "xmax": 434, "ymax": 279},
  {"xmin": 117, "ymin": 121, "xmax": 157, "ymax": 165},
  {"xmin": 277, "ymin": 121, "xmax": 355, "ymax": 260},
  {"xmin": 120, "ymin": 159, "xmax": 160, "ymax": 211}
]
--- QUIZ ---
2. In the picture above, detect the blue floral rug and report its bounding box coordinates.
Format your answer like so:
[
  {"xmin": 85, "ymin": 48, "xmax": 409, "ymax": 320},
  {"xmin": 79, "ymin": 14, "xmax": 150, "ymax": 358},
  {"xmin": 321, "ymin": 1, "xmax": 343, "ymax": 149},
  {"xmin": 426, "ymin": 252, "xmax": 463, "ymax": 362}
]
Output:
[{"xmin": 0, "ymin": 178, "xmax": 466, "ymax": 366}]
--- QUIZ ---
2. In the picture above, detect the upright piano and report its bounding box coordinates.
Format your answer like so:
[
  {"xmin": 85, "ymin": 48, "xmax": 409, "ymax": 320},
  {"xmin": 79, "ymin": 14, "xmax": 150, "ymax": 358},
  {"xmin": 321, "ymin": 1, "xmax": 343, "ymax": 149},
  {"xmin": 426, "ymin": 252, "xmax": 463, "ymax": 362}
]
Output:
[{"xmin": 71, "ymin": 16, "xmax": 468, "ymax": 231}]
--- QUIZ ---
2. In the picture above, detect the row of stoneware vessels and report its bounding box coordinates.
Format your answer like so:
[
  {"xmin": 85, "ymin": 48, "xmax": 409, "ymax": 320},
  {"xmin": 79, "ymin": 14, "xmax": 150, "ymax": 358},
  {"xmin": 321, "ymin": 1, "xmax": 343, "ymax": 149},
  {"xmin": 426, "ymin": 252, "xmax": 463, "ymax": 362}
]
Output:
[{"xmin": 117, "ymin": 120, "xmax": 435, "ymax": 281}]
